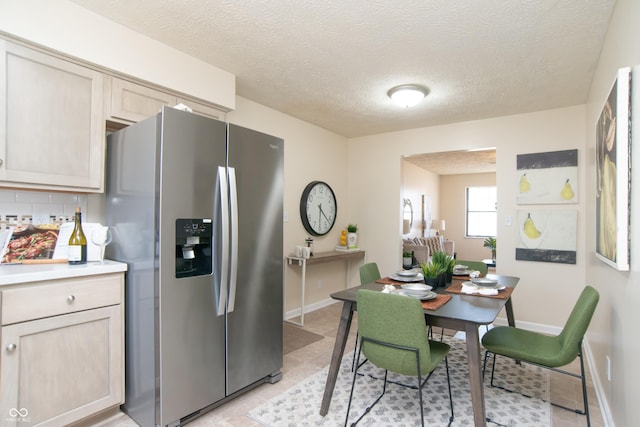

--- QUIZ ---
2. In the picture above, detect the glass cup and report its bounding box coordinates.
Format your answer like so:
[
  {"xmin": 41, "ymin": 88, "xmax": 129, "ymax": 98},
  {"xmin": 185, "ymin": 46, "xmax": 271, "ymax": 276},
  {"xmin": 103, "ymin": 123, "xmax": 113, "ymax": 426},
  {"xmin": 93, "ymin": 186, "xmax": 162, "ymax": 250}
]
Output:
[{"xmin": 91, "ymin": 226, "xmax": 112, "ymax": 263}]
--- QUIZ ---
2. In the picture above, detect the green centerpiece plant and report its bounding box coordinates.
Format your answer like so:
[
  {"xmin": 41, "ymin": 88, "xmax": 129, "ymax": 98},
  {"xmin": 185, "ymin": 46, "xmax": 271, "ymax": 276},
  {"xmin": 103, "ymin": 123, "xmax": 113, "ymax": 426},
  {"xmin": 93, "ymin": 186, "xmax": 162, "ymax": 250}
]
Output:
[
  {"xmin": 433, "ymin": 250, "xmax": 455, "ymax": 282},
  {"xmin": 420, "ymin": 260, "xmax": 446, "ymax": 288},
  {"xmin": 430, "ymin": 250, "xmax": 454, "ymax": 286}
]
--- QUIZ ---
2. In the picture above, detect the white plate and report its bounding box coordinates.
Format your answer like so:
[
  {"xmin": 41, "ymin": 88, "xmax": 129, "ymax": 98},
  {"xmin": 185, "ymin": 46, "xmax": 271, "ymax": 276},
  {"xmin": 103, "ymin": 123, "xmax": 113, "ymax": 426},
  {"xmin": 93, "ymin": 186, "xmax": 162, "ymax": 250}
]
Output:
[
  {"xmin": 401, "ymin": 283, "xmax": 432, "ymax": 292},
  {"xmin": 389, "ymin": 272, "xmax": 424, "ymax": 282},
  {"xmin": 397, "ymin": 290, "xmax": 438, "ymax": 301},
  {"xmin": 471, "ymin": 278, "xmax": 499, "ymax": 286},
  {"xmin": 463, "ymin": 281, "xmax": 505, "ymax": 291},
  {"xmin": 396, "ymin": 270, "xmax": 418, "ymax": 277}
]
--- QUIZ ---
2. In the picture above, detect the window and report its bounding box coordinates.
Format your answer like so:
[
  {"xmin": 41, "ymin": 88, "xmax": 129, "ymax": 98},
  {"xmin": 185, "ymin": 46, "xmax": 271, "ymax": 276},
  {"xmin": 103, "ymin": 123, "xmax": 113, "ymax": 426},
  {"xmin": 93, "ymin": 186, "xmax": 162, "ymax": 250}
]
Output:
[{"xmin": 466, "ymin": 186, "xmax": 497, "ymax": 237}]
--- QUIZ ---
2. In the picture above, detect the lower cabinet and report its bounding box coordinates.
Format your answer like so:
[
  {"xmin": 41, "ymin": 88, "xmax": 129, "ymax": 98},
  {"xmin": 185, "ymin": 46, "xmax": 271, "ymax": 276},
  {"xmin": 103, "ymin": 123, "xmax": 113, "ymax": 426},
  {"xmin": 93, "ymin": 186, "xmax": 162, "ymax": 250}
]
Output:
[{"xmin": 0, "ymin": 273, "xmax": 124, "ymax": 426}]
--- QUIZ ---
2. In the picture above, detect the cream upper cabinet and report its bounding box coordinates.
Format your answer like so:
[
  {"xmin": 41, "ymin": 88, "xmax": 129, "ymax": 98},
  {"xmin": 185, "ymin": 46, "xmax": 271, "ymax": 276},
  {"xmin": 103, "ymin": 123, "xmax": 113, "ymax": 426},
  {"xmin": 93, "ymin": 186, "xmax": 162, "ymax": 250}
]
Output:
[
  {"xmin": 106, "ymin": 76, "xmax": 226, "ymax": 124},
  {"xmin": 0, "ymin": 39, "xmax": 105, "ymax": 192},
  {"xmin": 106, "ymin": 76, "xmax": 176, "ymax": 124}
]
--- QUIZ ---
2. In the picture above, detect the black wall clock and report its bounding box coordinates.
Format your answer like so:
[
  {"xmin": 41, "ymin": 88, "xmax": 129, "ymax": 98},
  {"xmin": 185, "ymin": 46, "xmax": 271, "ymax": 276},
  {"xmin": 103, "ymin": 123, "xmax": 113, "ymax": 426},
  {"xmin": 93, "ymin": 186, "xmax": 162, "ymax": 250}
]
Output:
[{"xmin": 300, "ymin": 181, "xmax": 337, "ymax": 236}]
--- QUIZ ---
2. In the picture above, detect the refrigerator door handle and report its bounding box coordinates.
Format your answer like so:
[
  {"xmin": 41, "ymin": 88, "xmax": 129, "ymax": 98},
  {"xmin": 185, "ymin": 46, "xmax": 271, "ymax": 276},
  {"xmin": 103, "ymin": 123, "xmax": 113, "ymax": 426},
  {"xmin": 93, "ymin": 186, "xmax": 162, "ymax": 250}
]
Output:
[
  {"xmin": 215, "ymin": 166, "xmax": 229, "ymax": 316},
  {"xmin": 227, "ymin": 167, "xmax": 238, "ymax": 313}
]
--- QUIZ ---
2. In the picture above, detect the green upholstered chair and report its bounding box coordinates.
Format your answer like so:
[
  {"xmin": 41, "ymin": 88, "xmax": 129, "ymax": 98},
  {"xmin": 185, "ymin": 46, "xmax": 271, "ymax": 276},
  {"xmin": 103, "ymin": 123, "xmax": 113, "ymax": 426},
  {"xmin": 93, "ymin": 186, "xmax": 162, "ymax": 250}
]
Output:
[
  {"xmin": 359, "ymin": 262, "xmax": 381, "ymax": 284},
  {"xmin": 351, "ymin": 262, "xmax": 382, "ymax": 370},
  {"xmin": 345, "ymin": 289, "xmax": 453, "ymax": 427},
  {"xmin": 454, "ymin": 259, "xmax": 488, "ymax": 276},
  {"xmin": 482, "ymin": 285, "xmax": 599, "ymax": 426}
]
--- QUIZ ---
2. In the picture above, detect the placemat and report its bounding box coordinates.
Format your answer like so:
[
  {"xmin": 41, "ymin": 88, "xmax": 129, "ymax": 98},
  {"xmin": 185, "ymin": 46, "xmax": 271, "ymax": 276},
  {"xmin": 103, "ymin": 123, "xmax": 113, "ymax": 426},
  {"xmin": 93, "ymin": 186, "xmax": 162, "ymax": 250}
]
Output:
[
  {"xmin": 446, "ymin": 281, "xmax": 513, "ymax": 300},
  {"xmin": 376, "ymin": 277, "xmax": 398, "ymax": 284},
  {"xmin": 422, "ymin": 294, "xmax": 452, "ymax": 311}
]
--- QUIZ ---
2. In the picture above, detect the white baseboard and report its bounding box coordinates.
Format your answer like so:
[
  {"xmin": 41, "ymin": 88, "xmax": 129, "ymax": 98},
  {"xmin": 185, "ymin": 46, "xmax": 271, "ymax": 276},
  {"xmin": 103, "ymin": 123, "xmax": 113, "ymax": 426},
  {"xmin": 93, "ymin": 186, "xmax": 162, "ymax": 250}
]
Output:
[{"xmin": 284, "ymin": 298, "xmax": 338, "ymax": 321}]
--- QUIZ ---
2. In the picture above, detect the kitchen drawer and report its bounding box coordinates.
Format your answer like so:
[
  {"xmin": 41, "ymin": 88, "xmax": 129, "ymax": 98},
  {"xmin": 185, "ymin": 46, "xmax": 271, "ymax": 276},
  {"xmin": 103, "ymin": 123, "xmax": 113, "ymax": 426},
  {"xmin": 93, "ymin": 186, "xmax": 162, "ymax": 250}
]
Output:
[{"xmin": 1, "ymin": 273, "xmax": 122, "ymax": 325}]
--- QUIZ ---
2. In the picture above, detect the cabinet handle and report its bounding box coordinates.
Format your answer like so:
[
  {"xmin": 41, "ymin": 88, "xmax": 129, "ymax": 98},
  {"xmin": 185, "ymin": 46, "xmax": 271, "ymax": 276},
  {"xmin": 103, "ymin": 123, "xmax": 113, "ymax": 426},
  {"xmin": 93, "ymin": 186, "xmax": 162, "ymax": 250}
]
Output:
[
  {"xmin": 67, "ymin": 294, "xmax": 76, "ymax": 303},
  {"xmin": 6, "ymin": 343, "xmax": 16, "ymax": 352}
]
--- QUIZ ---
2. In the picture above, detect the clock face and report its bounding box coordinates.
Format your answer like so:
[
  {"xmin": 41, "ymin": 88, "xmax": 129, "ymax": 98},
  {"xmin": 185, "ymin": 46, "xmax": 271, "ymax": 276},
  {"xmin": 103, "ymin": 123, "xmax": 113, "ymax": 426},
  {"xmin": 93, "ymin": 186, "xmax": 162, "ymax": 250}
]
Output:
[{"xmin": 300, "ymin": 181, "xmax": 337, "ymax": 236}]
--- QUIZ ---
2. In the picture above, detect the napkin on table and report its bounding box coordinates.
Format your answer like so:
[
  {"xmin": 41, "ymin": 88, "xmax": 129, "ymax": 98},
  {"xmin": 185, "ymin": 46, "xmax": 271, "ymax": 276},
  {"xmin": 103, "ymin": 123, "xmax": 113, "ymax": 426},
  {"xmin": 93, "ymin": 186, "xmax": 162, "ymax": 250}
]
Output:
[{"xmin": 460, "ymin": 282, "xmax": 498, "ymax": 296}]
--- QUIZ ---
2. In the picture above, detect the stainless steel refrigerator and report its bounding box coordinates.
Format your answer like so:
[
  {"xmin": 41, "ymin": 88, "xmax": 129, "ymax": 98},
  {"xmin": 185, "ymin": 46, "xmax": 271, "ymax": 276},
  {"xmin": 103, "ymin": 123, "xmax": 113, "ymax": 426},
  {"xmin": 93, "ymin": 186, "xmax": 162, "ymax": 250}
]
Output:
[{"xmin": 105, "ymin": 106, "xmax": 283, "ymax": 427}]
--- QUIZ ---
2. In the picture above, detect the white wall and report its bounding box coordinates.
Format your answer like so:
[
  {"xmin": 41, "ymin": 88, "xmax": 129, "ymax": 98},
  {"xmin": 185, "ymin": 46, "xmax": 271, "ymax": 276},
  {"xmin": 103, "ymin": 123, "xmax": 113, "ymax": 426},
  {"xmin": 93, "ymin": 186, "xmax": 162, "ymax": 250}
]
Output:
[
  {"xmin": 584, "ymin": 0, "xmax": 640, "ymax": 425},
  {"xmin": 348, "ymin": 106, "xmax": 586, "ymax": 331},
  {"xmin": 227, "ymin": 97, "xmax": 351, "ymax": 315}
]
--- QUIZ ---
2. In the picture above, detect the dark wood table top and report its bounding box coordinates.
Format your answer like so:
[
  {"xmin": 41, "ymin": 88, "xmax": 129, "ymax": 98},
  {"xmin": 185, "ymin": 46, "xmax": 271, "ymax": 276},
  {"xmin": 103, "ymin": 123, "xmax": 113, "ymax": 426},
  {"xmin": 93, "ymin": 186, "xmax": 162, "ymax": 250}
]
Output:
[{"xmin": 330, "ymin": 273, "xmax": 519, "ymax": 325}]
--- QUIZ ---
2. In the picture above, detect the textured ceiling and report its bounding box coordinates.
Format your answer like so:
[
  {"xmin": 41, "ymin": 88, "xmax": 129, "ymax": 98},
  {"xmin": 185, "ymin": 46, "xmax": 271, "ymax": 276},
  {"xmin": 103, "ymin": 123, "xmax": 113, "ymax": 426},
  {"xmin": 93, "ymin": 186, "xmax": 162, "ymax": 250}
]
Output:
[
  {"xmin": 405, "ymin": 149, "xmax": 497, "ymax": 176},
  {"xmin": 70, "ymin": 0, "xmax": 615, "ymax": 140}
]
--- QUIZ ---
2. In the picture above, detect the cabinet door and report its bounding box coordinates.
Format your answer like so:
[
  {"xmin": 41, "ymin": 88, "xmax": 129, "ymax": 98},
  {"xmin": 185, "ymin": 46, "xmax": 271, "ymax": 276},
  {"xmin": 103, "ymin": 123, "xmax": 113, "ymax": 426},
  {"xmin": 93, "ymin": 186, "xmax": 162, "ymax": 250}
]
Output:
[
  {"xmin": 107, "ymin": 76, "xmax": 177, "ymax": 123},
  {"xmin": 0, "ymin": 306, "xmax": 123, "ymax": 426},
  {"xmin": 0, "ymin": 40, "xmax": 105, "ymax": 192}
]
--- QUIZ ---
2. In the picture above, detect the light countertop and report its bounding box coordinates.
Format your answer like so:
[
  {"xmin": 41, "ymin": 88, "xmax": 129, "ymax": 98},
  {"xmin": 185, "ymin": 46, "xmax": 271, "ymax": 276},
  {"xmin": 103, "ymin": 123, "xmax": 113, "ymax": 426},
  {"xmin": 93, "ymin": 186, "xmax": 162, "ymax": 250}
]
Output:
[{"xmin": 0, "ymin": 260, "xmax": 128, "ymax": 286}]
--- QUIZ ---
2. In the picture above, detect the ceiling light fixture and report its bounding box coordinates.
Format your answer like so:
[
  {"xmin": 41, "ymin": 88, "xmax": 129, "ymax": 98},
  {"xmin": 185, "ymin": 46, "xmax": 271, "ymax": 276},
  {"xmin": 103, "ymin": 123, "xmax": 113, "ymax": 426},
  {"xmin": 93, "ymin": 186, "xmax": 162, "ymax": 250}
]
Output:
[{"xmin": 387, "ymin": 84, "xmax": 429, "ymax": 108}]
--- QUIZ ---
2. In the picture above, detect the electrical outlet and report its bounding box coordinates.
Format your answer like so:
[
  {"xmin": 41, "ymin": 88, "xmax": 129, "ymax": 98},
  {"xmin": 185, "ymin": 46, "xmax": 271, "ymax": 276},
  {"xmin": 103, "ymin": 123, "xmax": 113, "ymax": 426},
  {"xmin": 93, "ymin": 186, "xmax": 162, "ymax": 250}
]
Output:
[
  {"xmin": 317, "ymin": 280, "xmax": 323, "ymax": 289},
  {"xmin": 606, "ymin": 355, "xmax": 611, "ymax": 381}
]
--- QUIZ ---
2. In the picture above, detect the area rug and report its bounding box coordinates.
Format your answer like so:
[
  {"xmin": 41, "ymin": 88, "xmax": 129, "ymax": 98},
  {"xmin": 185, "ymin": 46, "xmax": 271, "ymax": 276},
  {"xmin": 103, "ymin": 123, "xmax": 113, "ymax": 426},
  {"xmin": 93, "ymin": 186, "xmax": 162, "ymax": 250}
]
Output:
[
  {"xmin": 249, "ymin": 337, "xmax": 550, "ymax": 426},
  {"xmin": 283, "ymin": 322, "xmax": 324, "ymax": 354}
]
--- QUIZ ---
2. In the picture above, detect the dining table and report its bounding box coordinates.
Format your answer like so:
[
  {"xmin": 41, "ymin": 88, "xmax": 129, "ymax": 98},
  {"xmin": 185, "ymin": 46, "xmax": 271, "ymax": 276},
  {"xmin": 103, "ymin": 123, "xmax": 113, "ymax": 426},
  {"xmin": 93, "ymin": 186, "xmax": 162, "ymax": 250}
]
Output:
[{"xmin": 319, "ymin": 273, "xmax": 519, "ymax": 427}]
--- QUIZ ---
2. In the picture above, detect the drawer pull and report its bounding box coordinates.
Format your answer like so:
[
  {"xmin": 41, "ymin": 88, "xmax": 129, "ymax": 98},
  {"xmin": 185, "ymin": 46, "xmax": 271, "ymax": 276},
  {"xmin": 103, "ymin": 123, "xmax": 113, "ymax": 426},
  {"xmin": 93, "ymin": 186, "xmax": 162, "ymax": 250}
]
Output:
[
  {"xmin": 6, "ymin": 343, "xmax": 16, "ymax": 352},
  {"xmin": 67, "ymin": 295, "xmax": 76, "ymax": 303}
]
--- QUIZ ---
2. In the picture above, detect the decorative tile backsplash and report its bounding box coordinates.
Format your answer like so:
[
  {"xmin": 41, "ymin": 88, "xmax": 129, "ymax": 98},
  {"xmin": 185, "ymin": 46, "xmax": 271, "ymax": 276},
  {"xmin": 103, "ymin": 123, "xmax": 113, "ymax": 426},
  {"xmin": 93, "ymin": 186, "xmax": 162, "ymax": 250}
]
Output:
[{"xmin": 0, "ymin": 190, "xmax": 88, "ymax": 230}]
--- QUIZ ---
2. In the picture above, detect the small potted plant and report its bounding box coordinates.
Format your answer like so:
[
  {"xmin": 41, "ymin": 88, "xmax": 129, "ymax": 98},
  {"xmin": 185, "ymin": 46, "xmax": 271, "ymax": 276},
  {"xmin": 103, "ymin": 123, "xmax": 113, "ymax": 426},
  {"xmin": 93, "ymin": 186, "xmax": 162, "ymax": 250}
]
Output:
[
  {"xmin": 402, "ymin": 251, "xmax": 413, "ymax": 268},
  {"xmin": 420, "ymin": 260, "xmax": 446, "ymax": 288},
  {"xmin": 346, "ymin": 224, "xmax": 358, "ymax": 249},
  {"xmin": 483, "ymin": 237, "xmax": 497, "ymax": 261},
  {"xmin": 431, "ymin": 250, "xmax": 455, "ymax": 284}
]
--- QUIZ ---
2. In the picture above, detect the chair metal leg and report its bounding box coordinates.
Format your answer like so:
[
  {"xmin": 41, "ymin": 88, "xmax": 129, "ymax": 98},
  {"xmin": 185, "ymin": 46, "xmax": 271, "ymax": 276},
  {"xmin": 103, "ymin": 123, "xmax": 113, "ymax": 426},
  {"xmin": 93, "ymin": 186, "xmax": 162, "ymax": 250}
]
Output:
[
  {"xmin": 346, "ymin": 337, "xmax": 438, "ymax": 427},
  {"xmin": 351, "ymin": 331, "xmax": 358, "ymax": 372},
  {"xmin": 444, "ymin": 356, "xmax": 454, "ymax": 424},
  {"xmin": 484, "ymin": 347, "xmax": 591, "ymax": 426},
  {"xmin": 578, "ymin": 346, "xmax": 591, "ymax": 427}
]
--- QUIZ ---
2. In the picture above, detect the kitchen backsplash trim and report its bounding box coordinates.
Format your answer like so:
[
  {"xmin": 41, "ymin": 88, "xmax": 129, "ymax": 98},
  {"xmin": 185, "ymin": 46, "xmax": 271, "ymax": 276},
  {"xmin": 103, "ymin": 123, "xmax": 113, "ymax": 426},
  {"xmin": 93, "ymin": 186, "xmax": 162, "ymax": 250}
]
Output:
[{"xmin": 0, "ymin": 189, "xmax": 88, "ymax": 230}]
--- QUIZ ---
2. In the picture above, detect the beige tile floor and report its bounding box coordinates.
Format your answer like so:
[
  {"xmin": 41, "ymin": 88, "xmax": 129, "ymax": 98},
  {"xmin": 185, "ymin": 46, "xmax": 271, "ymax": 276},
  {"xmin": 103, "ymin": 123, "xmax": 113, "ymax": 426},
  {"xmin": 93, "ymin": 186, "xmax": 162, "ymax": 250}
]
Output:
[{"xmin": 97, "ymin": 302, "xmax": 603, "ymax": 426}]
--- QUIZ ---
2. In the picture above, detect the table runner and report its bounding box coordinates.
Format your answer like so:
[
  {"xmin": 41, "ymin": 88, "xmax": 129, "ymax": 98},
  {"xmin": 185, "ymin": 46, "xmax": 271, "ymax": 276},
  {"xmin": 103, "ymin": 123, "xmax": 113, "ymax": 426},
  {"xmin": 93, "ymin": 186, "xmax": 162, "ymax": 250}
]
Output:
[{"xmin": 446, "ymin": 281, "xmax": 513, "ymax": 300}]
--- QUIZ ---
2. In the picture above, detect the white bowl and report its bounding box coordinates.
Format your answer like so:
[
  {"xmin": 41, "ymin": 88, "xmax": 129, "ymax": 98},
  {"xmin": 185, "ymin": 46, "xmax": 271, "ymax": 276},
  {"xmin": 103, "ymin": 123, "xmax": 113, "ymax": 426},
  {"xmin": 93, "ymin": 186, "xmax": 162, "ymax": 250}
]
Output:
[
  {"xmin": 471, "ymin": 278, "xmax": 499, "ymax": 286},
  {"xmin": 401, "ymin": 283, "xmax": 432, "ymax": 295},
  {"xmin": 396, "ymin": 270, "xmax": 418, "ymax": 277}
]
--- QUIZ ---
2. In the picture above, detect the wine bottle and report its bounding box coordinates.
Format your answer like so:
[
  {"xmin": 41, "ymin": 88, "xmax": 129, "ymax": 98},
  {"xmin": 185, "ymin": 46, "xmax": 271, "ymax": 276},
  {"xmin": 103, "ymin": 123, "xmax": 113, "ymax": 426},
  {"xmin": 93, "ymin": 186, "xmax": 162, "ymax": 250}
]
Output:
[{"xmin": 68, "ymin": 207, "xmax": 87, "ymax": 264}]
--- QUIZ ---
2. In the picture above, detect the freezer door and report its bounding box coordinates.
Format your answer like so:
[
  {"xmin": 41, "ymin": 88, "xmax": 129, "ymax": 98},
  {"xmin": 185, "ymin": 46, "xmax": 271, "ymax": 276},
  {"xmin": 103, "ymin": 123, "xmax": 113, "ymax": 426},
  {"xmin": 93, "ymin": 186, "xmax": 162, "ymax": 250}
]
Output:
[
  {"xmin": 226, "ymin": 124, "xmax": 284, "ymax": 395},
  {"xmin": 157, "ymin": 108, "xmax": 228, "ymax": 425}
]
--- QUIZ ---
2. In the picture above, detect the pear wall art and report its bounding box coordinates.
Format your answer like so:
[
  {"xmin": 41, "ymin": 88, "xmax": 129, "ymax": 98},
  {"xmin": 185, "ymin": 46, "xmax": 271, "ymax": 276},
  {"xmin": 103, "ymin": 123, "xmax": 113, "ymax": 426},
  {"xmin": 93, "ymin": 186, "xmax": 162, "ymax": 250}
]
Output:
[
  {"xmin": 516, "ymin": 149, "xmax": 578, "ymax": 205},
  {"xmin": 595, "ymin": 66, "xmax": 631, "ymax": 271},
  {"xmin": 516, "ymin": 209, "xmax": 577, "ymax": 264}
]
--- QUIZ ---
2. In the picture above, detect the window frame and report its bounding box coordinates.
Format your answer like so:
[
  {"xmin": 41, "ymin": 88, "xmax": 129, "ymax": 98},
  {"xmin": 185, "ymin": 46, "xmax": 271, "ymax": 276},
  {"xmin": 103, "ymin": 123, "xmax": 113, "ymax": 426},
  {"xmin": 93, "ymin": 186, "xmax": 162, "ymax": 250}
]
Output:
[{"xmin": 465, "ymin": 185, "xmax": 497, "ymax": 238}]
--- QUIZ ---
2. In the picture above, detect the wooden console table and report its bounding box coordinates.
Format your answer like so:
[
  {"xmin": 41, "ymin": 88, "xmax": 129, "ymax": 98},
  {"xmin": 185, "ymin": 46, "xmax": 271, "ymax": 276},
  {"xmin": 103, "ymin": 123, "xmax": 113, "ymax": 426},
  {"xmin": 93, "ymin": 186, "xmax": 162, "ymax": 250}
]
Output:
[{"xmin": 286, "ymin": 249, "xmax": 366, "ymax": 326}]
